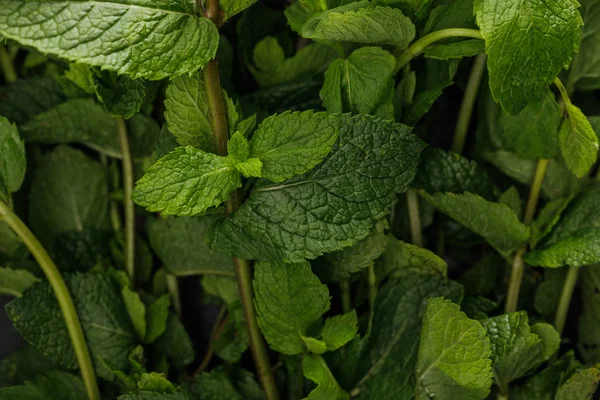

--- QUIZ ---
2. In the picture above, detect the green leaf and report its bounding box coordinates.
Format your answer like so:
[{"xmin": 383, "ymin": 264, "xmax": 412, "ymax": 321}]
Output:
[
  {"xmin": 412, "ymin": 147, "xmax": 495, "ymax": 199},
  {"xmin": 148, "ymin": 215, "xmax": 233, "ymax": 276},
  {"xmin": 153, "ymin": 313, "xmax": 195, "ymax": 369},
  {"xmin": 498, "ymin": 186, "xmax": 522, "ymax": 217},
  {"xmin": 402, "ymin": 80, "xmax": 453, "ymax": 126},
  {"xmin": 122, "ymin": 286, "xmax": 148, "ymax": 341},
  {"xmin": 188, "ymin": 371, "xmax": 243, "ymax": 400},
  {"xmin": 321, "ymin": 311, "xmax": 358, "ymax": 352},
  {"xmin": 6, "ymin": 272, "xmax": 138, "ymax": 380},
  {"xmin": 556, "ymin": 367, "xmax": 600, "ymax": 400},
  {"xmin": 498, "ymin": 90, "xmax": 562, "ymax": 159},
  {"xmin": 63, "ymin": 63, "xmax": 95, "ymax": 95},
  {"xmin": 93, "ymin": 71, "xmax": 145, "ymax": 119},
  {"xmin": 376, "ymin": 235, "xmax": 447, "ymax": 279},
  {"xmin": 132, "ymin": 146, "xmax": 241, "ymax": 216},
  {"xmin": 424, "ymin": 40, "xmax": 485, "ymax": 60},
  {"xmin": 482, "ymin": 312, "xmax": 560, "ymax": 392},
  {"xmin": 253, "ymin": 261, "xmax": 330, "ymax": 355},
  {"xmin": 248, "ymin": 110, "xmax": 341, "ymax": 183},
  {"xmin": 0, "ymin": 1, "xmax": 219, "ymax": 80},
  {"xmin": 422, "ymin": 192, "xmax": 530, "ymax": 258},
  {"xmin": 530, "ymin": 197, "xmax": 573, "ymax": 249},
  {"xmin": 415, "ymin": 298, "xmax": 492, "ymax": 400},
  {"xmin": 137, "ymin": 372, "xmax": 175, "ymax": 393},
  {"xmin": 569, "ymin": 0, "xmax": 600, "ymax": 91},
  {"xmin": 423, "ymin": 0, "xmax": 476, "ymax": 33},
  {"xmin": 119, "ymin": 391, "xmax": 189, "ymax": 400},
  {"xmin": 320, "ymin": 47, "xmax": 396, "ymax": 118},
  {"xmin": 0, "ymin": 345, "xmax": 58, "ymax": 387},
  {"xmin": 301, "ymin": 2, "xmax": 416, "ymax": 48},
  {"xmin": 208, "ymin": 114, "xmax": 426, "ymax": 263},
  {"xmin": 579, "ymin": 265, "xmax": 600, "ymax": 363},
  {"xmin": 227, "ymin": 131, "xmax": 262, "ymax": 177},
  {"xmin": 0, "ymin": 267, "xmax": 38, "ymax": 296},
  {"xmin": 303, "ymin": 355, "xmax": 349, "ymax": 400},
  {"xmin": 559, "ymin": 103, "xmax": 599, "ymax": 177},
  {"xmin": 221, "ymin": 0, "xmax": 257, "ymax": 21},
  {"xmin": 28, "ymin": 146, "xmax": 109, "ymax": 249},
  {"xmin": 0, "ymin": 77, "xmax": 65, "ymax": 125},
  {"xmin": 0, "ymin": 116, "xmax": 25, "ymax": 197},
  {"xmin": 535, "ymin": 269, "xmax": 566, "ymax": 318},
  {"xmin": 250, "ymin": 37, "xmax": 336, "ymax": 87},
  {"xmin": 0, "ymin": 371, "xmax": 87, "ymax": 400},
  {"xmin": 474, "ymin": 0, "xmax": 582, "ymax": 114},
  {"xmin": 145, "ymin": 294, "xmax": 170, "ymax": 344},
  {"xmin": 302, "ymin": 336, "xmax": 329, "ymax": 355},
  {"xmin": 164, "ymin": 71, "xmax": 238, "ymax": 152}
]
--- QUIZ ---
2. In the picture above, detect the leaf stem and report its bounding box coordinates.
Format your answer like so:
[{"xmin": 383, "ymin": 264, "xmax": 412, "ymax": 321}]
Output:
[
  {"xmin": 0, "ymin": 200, "xmax": 100, "ymax": 400},
  {"xmin": 202, "ymin": 2, "xmax": 278, "ymax": 397},
  {"xmin": 367, "ymin": 263, "xmax": 377, "ymax": 310},
  {"xmin": 116, "ymin": 117, "xmax": 136, "ymax": 283},
  {"xmin": 554, "ymin": 77, "xmax": 573, "ymax": 107},
  {"xmin": 395, "ymin": 28, "xmax": 483, "ymax": 71},
  {"xmin": 452, "ymin": 54, "xmax": 487, "ymax": 154},
  {"xmin": 554, "ymin": 266, "xmax": 580, "ymax": 335},
  {"xmin": 406, "ymin": 189, "xmax": 423, "ymax": 247},
  {"xmin": 505, "ymin": 159, "xmax": 549, "ymax": 313},
  {"xmin": 340, "ymin": 281, "xmax": 351, "ymax": 313},
  {"xmin": 0, "ymin": 45, "xmax": 17, "ymax": 83}
]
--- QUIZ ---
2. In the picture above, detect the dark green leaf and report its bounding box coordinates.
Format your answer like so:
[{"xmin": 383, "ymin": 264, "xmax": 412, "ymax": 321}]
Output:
[
  {"xmin": 423, "ymin": 40, "xmax": 485, "ymax": 60},
  {"xmin": 556, "ymin": 367, "xmax": 600, "ymax": 400},
  {"xmin": 569, "ymin": 0, "xmax": 600, "ymax": 91},
  {"xmin": 0, "ymin": 116, "xmax": 25, "ymax": 197}
]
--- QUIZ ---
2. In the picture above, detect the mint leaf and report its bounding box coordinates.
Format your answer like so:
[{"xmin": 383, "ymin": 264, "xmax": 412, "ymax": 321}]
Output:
[
  {"xmin": 253, "ymin": 261, "xmax": 330, "ymax": 355},
  {"xmin": 145, "ymin": 295, "xmax": 170, "ymax": 344},
  {"xmin": 415, "ymin": 298, "xmax": 492, "ymax": 400},
  {"xmin": 498, "ymin": 186, "xmax": 522, "ymax": 217},
  {"xmin": 0, "ymin": 1, "xmax": 219, "ymax": 80},
  {"xmin": 301, "ymin": 335, "xmax": 329, "ymax": 355},
  {"xmin": 0, "ymin": 371, "xmax": 86, "ymax": 400},
  {"xmin": 423, "ymin": 39, "xmax": 485, "ymax": 60},
  {"xmin": 137, "ymin": 372, "xmax": 175, "ymax": 393},
  {"xmin": 153, "ymin": 313, "xmax": 195, "ymax": 369},
  {"xmin": 0, "ymin": 116, "xmax": 25, "ymax": 197},
  {"xmin": 93, "ymin": 71, "xmax": 145, "ymax": 119},
  {"xmin": 208, "ymin": 114, "xmax": 425, "ymax": 263},
  {"xmin": 422, "ymin": 192, "xmax": 530, "ymax": 258},
  {"xmin": 0, "ymin": 77, "xmax": 65, "ymax": 125},
  {"xmin": 303, "ymin": 355, "xmax": 349, "ymax": 400},
  {"xmin": 579, "ymin": 265, "xmax": 600, "ymax": 363},
  {"xmin": 121, "ymin": 285, "xmax": 148, "ymax": 341},
  {"xmin": 320, "ymin": 47, "xmax": 396, "ymax": 118},
  {"xmin": 149, "ymin": 215, "xmax": 233, "ymax": 277},
  {"xmin": 321, "ymin": 311, "xmax": 358, "ymax": 352},
  {"xmin": 556, "ymin": 367, "xmax": 600, "ymax": 400},
  {"xmin": 248, "ymin": 110, "xmax": 341, "ymax": 183},
  {"xmin": 377, "ymin": 235, "xmax": 447, "ymax": 278},
  {"xmin": 559, "ymin": 103, "xmax": 599, "ymax": 177},
  {"xmin": 0, "ymin": 267, "xmax": 39, "ymax": 297},
  {"xmin": 6, "ymin": 272, "xmax": 138, "ymax": 379},
  {"xmin": 132, "ymin": 146, "xmax": 241, "ymax": 216},
  {"xmin": 301, "ymin": 2, "xmax": 416, "ymax": 48},
  {"xmin": 530, "ymin": 197, "xmax": 573, "ymax": 249},
  {"xmin": 569, "ymin": 0, "xmax": 600, "ymax": 91},
  {"xmin": 221, "ymin": 0, "xmax": 257, "ymax": 21},
  {"xmin": 474, "ymin": 0, "xmax": 583, "ymax": 114},
  {"xmin": 423, "ymin": 0, "xmax": 476, "ymax": 33}
]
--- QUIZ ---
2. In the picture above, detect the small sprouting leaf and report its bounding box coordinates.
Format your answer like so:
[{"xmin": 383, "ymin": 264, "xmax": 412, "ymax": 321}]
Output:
[
  {"xmin": 0, "ymin": 116, "xmax": 25, "ymax": 198},
  {"xmin": 0, "ymin": 1, "xmax": 219, "ymax": 80},
  {"xmin": 555, "ymin": 367, "xmax": 600, "ymax": 400},
  {"xmin": 132, "ymin": 146, "xmax": 241, "ymax": 216},
  {"xmin": 137, "ymin": 372, "xmax": 175, "ymax": 393},
  {"xmin": 303, "ymin": 355, "xmax": 350, "ymax": 400},
  {"xmin": 559, "ymin": 103, "xmax": 599, "ymax": 178},
  {"xmin": 248, "ymin": 110, "xmax": 342, "ymax": 183},
  {"xmin": 321, "ymin": 47, "xmax": 396, "ymax": 118},
  {"xmin": 302, "ymin": 335, "xmax": 329, "ymax": 355},
  {"xmin": 415, "ymin": 298, "xmax": 493, "ymax": 400},
  {"xmin": 0, "ymin": 267, "xmax": 39, "ymax": 297},
  {"xmin": 377, "ymin": 235, "xmax": 447, "ymax": 279},
  {"xmin": 227, "ymin": 132, "xmax": 262, "ymax": 178},
  {"xmin": 253, "ymin": 261, "xmax": 330, "ymax": 355},
  {"xmin": 301, "ymin": 1, "xmax": 416, "ymax": 48},
  {"xmin": 321, "ymin": 311, "xmax": 358, "ymax": 352}
]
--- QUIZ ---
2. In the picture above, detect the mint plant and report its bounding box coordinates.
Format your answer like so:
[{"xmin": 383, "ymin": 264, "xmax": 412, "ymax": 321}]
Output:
[{"xmin": 1, "ymin": 0, "xmax": 600, "ymax": 399}]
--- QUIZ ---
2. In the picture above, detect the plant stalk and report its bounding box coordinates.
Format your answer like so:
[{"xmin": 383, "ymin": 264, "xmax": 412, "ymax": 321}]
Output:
[
  {"xmin": 406, "ymin": 189, "xmax": 424, "ymax": 247},
  {"xmin": 395, "ymin": 28, "xmax": 483, "ymax": 71},
  {"xmin": 340, "ymin": 281, "xmax": 352, "ymax": 313},
  {"xmin": 367, "ymin": 264, "xmax": 377, "ymax": 310},
  {"xmin": 202, "ymin": 2, "xmax": 278, "ymax": 397},
  {"xmin": 0, "ymin": 201, "xmax": 100, "ymax": 400},
  {"xmin": 0, "ymin": 45, "xmax": 17, "ymax": 83},
  {"xmin": 116, "ymin": 117, "xmax": 136, "ymax": 283},
  {"xmin": 452, "ymin": 54, "xmax": 487, "ymax": 154},
  {"xmin": 554, "ymin": 266, "xmax": 580, "ymax": 335},
  {"xmin": 505, "ymin": 159, "xmax": 549, "ymax": 313}
]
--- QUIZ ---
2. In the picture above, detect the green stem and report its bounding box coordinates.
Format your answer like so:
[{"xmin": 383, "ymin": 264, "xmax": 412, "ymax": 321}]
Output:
[
  {"xmin": 395, "ymin": 28, "xmax": 483, "ymax": 71},
  {"xmin": 367, "ymin": 264, "xmax": 377, "ymax": 310},
  {"xmin": 166, "ymin": 273, "xmax": 181, "ymax": 316},
  {"xmin": 202, "ymin": 2, "xmax": 278, "ymax": 397},
  {"xmin": 452, "ymin": 53, "xmax": 487, "ymax": 154},
  {"xmin": 0, "ymin": 45, "xmax": 17, "ymax": 83},
  {"xmin": 554, "ymin": 77, "xmax": 573, "ymax": 107},
  {"xmin": 554, "ymin": 266, "xmax": 580, "ymax": 335},
  {"xmin": 0, "ymin": 201, "xmax": 100, "ymax": 400},
  {"xmin": 116, "ymin": 117, "xmax": 135, "ymax": 283},
  {"xmin": 340, "ymin": 281, "xmax": 351, "ymax": 313},
  {"xmin": 505, "ymin": 159, "xmax": 549, "ymax": 313},
  {"xmin": 406, "ymin": 189, "xmax": 423, "ymax": 247}
]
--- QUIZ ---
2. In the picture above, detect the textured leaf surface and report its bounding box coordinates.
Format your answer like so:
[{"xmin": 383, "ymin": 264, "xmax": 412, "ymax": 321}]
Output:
[
  {"xmin": 303, "ymin": 355, "xmax": 349, "ymax": 400},
  {"xmin": 377, "ymin": 235, "xmax": 447, "ymax": 279},
  {"xmin": 321, "ymin": 311, "xmax": 358, "ymax": 352},
  {"xmin": 556, "ymin": 367, "xmax": 600, "ymax": 400},
  {"xmin": 208, "ymin": 114, "xmax": 425, "ymax": 263},
  {"xmin": 0, "ymin": 0, "xmax": 219, "ymax": 80},
  {"xmin": 0, "ymin": 116, "xmax": 25, "ymax": 196},
  {"xmin": 0, "ymin": 267, "xmax": 39, "ymax": 297},
  {"xmin": 474, "ymin": 0, "xmax": 582, "ymax": 114},
  {"xmin": 253, "ymin": 261, "xmax": 329, "ymax": 355},
  {"xmin": 559, "ymin": 103, "xmax": 599, "ymax": 177},
  {"xmin": 132, "ymin": 146, "xmax": 241, "ymax": 216},
  {"xmin": 415, "ymin": 298, "xmax": 492, "ymax": 400}
]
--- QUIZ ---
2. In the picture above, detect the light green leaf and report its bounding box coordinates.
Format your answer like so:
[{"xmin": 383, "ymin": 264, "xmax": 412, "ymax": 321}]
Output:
[
  {"xmin": 6, "ymin": 273, "xmax": 138, "ymax": 380},
  {"xmin": 556, "ymin": 367, "xmax": 600, "ymax": 400},
  {"xmin": 221, "ymin": 0, "xmax": 257, "ymax": 21},
  {"xmin": 0, "ymin": 116, "xmax": 25, "ymax": 199},
  {"xmin": 303, "ymin": 355, "xmax": 349, "ymax": 400},
  {"xmin": 28, "ymin": 146, "xmax": 109, "ymax": 249},
  {"xmin": 422, "ymin": 192, "xmax": 530, "ymax": 258},
  {"xmin": 63, "ymin": 63, "xmax": 95, "ymax": 95},
  {"xmin": 249, "ymin": 110, "xmax": 341, "ymax": 183},
  {"xmin": 253, "ymin": 261, "xmax": 330, "ymax": 355},
  {"xmin": 250, "ymin": 37, "xmax": 336, "ymax": 87},
  {"xmin": 0, "ymin": 267, "xmax": 39, "ymax": 297},
  {"xmin": 0, "ymin": 0, "xmax": 219, "ymax": 80},
  {"xmin": 234, "ymin": 158, "xmax": 262, "ymax": 178},
  {"xmin": 569, "ymin": 0, "xmax": 600, "ymax": 91},
  {"xmin": 227, "ymin": 132, "xmax": 262, "ymax": 178},
  {"xmin": 474, "ymin": 0, "xmax": 583, "ymax": 114},
  {"xmin": 122, "ymin": 286, "xmax": 147, "ymax": 341},
  {"xmin": 377, "ymin": 235, "xmax": 447, "ymax": 279},
  {"xmin": 164, "ymin": 71, "xmax": 238, "ymax": 152},
  {"xmin": 424, "ymin": 40, "xmax": 485, "ymax": 60},
  {"xmin": 559, "ymin": 103, "xmax": 599, "ymax": 177},
  {"xmin": 321, "ymin": 311, "xmax": 358, "ymax": 352},
  {"xmin": 145, "ymin": 294, "xmax": 170, "ymax": 344},
  {"xmin": 153, "ymin": 313, "xmax": 195, "ymax": 369},
  {"xmin": 137, "ymin": 372, "xmax": 175, "ymax": 393},
  {"xmin": 320, "ymin": 47, "xmax": 396, "ymax": 118},
  {"xmin": 415, "ymin": 298, "xmax": 492, "ymax": 400},
  {"xmin": 148, "ymin": 215, "xmax": 233, "ymax": 276},
  {"xmin": 208, "ymin": 114, "xmax": 425, "ymax": 263},
  {"xmin": 301, "ymin": 2, "xmax": 416, "ymax": 48},
  {"xmin": 132, "ymin": 146, "xmax": 241, "ymax": 216}
]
